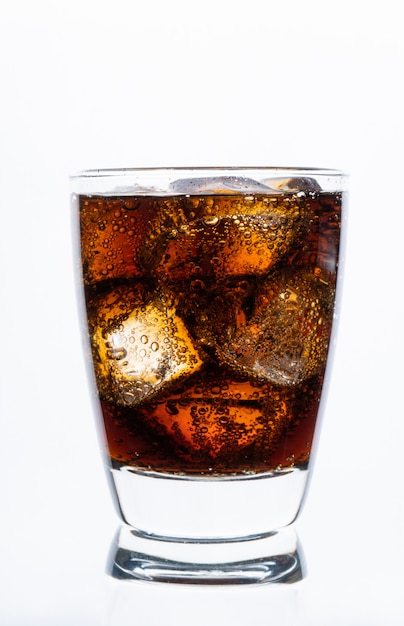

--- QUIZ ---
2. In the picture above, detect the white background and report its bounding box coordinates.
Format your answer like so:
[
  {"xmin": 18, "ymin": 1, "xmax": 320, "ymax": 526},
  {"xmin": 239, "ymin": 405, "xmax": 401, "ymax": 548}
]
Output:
[{"xmin": 0, "ymin": 1, "xmax": 403, "ymax": 624}]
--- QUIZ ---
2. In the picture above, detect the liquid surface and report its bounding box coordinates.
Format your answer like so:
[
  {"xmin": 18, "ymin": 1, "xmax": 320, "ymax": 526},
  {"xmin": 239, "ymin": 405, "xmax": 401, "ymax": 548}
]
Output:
[{"xmin": 79, "ymin": 186, "xmax": 341, "ymax": 475}]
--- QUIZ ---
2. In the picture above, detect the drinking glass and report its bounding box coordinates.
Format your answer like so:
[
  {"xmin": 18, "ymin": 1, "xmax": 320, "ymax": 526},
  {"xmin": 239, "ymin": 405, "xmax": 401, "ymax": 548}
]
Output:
[{"xmin": 71, "ymin": 167, "xmax": 346, "ymax": 584}]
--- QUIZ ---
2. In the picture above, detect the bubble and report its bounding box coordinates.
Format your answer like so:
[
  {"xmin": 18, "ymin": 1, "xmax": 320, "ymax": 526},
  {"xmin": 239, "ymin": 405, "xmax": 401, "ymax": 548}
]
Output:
[
  {"xmin": 166, "ymin": 401, "xmax": 179, "ymax": 415},
  {"xmin": 203, "ymin": 215, "xmax": 219, "ymax": 226},
  {"xmin": 107, "ymin": 347, "xmax": 127, "ymax": 360},
  {"xmin": 151, "ymin": 342, "xmax": 159, "ymax": 351},
  {"xmin": 122, "ymin": 391, "xmax": 136, "ymax": 404},
  {"xmin": 140, "ymin": 335, "xmax": 148, "ymax": 344},
  {"xmin": 190, "ymin": 279, "xmax": 205, "ymax": 292}
]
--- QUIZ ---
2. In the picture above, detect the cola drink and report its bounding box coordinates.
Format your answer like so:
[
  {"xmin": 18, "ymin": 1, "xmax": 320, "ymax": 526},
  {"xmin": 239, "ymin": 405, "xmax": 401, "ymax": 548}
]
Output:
[{"xmin": 79, "ymin": 178, "xmax": 342, "ymax": 476}]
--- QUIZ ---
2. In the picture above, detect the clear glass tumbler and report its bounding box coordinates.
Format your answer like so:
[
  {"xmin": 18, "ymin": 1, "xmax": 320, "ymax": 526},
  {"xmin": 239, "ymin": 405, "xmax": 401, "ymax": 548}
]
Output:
[{"xmin": 71, "ymin": 167, "xmax": 346, "ymax": 584}]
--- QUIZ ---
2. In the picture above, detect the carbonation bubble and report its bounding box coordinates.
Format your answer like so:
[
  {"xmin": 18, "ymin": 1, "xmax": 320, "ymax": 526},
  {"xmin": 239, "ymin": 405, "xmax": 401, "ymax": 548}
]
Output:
[
  {"xmin": 107, "ymin": 347, "xmax": 127, "ymax": 360},
  {"xmin": 203, "ymin": 216, "xmax": 219, "ymax": 226},
  {"xmin": 190, "ymin": 279, "xmax": 205, "ymax": 292}
]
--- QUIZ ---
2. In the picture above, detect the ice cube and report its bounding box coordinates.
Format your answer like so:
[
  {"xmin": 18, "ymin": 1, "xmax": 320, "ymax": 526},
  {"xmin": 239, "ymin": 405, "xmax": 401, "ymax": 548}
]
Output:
[
  {"xmin": 193, "ymin": 270, "xmax": 334, "ymax": 386},
  {"xmin": 88, "ymin": 284, "xmax": 204, "ymax": 406},
  {"xmin": 140, "ymin": 194, "xmax": 308, "ymax": 280},
  {"xmin": 140, "ymin": 371, "xmax": 295, "ymax": 461},
  {"xmin": 263, "ymin": 176, "xmax": 322, "ymax": 193},
  {"xmin": 169, "ymin": 176, "xmax": 273, "ymax": 195},
  {"xmin": 182, "ymin": 277, "xmax": 257, "ymax": 350}
]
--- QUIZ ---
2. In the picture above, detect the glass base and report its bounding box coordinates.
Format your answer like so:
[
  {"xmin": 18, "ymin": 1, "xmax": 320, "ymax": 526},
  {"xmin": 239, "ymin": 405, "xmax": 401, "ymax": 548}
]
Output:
[
  {"xmin": 107, "ymin": 466, "xmax": 307, "ymax": 584},
  {"xmin": 109, "ymin": 524, "xmax": 304, "ymax": 585}
]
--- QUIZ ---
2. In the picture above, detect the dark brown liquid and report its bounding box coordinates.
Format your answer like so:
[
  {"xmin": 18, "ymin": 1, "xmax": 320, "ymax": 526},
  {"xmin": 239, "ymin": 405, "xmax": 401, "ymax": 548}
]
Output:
[{"xmin": 80, "ymin": 189, "xmax": 341, "ymax": 475}]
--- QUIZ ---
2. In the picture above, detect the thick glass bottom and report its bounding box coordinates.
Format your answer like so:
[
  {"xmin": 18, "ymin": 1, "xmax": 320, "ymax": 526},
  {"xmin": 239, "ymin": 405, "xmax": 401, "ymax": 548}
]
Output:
[
  {"xmin": 110, "ymin": 465, "xmax": 308, "ymax": 540},
  {"xmin": 109, "ymin": 524, "xmax": 304, "ymax": 585}
]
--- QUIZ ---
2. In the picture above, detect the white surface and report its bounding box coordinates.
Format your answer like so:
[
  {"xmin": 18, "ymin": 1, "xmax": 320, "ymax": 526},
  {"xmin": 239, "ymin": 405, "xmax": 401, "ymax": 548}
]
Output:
[{"xmin": 0, "ymin": 1, "xmax": 403, "ymax": 624}]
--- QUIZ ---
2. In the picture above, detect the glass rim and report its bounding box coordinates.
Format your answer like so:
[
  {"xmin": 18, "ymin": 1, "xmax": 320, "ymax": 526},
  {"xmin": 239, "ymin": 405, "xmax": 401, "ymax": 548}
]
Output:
[
  {"xmin": 70, "ymin": 165, "xmax": 347, "ymax": 179},
  {"xmin": 70, "ymin": 166, "xmax": 348, "ymax": 196}
]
